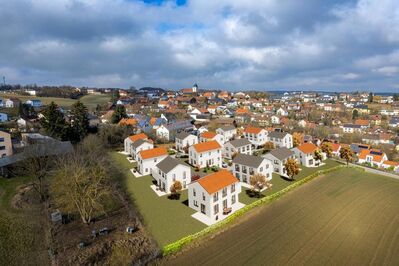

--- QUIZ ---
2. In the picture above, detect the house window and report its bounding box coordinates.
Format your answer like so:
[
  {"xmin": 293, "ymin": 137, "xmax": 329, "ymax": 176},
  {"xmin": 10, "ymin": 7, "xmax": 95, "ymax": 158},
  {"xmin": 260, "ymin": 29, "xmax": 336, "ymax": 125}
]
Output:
[
  {"xmin": 259, "ymin": 167, "xmax": 263, "ymax": 172},
  {"xmin": 154, "ymin": 158, "xmax": 157, "ymax": 162},
  {"xmin": 231, "ymin": 184, "xmax": 235, "ymax": 193},
  {"xmin": 0, "ymin": 138, "xmax": 4, "ymax": 142},
  {"xmin": 214, "ymin": 204, "xmax": 219, "ymax": 214},
  {"xmin": 202, "ymin": 193, "xmax": 205, "ymax": 201},
  {"xmin": 222, "ymin": 188, "xmax": 227, "ymax": 197},
  {"xmin": 193, "ymin": 189, "xmax": 196, "ymax": 196},
  {"xmin": 158, "ymin": 170, "xmax": 161, "ymax": 175},
  {"xmin": 232, "ymin": 194, "xmax": 236, "ymax": 204},
  {"xmin": 183, "ymin": 171, "xmax": 186, "ymax": 179},
  {"xmin": 145, "ymin": 168, "xmax": 148, "ymax": 173},
  {"xmin": 201, "ymin": 204, "xmax": 206, "ymax": 214},
  {"xmin": 213, "ymin": 192, "xmax": 218, "ymax": 202},
  {"xmin": 194, "ymin": 200, "xmax": 198, "ymax": 207}
]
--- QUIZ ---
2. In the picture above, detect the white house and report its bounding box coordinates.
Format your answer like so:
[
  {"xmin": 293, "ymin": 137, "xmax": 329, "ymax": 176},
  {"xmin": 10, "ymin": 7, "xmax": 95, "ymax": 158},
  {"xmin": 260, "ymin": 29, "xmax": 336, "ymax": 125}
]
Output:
[
  {"xmin": 5, "ymin": 98, "xmax": 20, "ymax": 108},
  {"xmin": 199, "ymin": 131, "xmax": 225, "ymax": 145},
  {"xmin": 357, "ymin": 149, "xmax": 387, "ymax": 168},
  {"xmin": 153, "ymin": 156, "xmax": 192, "ymax": 193},
  {"xmin": 131, "ymin": 139, "xmax": 154, "ymax": 160},
  {"xmin": 216, "ymin": 126, "xmax": 237, "ymax": 141},
  {"xmin": 243, "ymin": 127, "xmax": 268, "ymax": 147},
  {"xmin": 175, "ymin": 131, "xmax": 198, "ymax": 153},
  {"xmin": 263, "ymin": 147, "xmax": 295, "ymax": 177},
  {"xmin": 189, "ymin": 140, "xmax": 222, "ymax": 168},
  {"xmin": 271, "ymin": 115, "xmax": 280, "ymax": 125},
  {"xmin": 341, "ymin": 124, "xmax": 362, "ymax": 133},
  {"xmin": 276, "ymin": 108, "xmax": 288, "ymax": 116},
  {"xmin": 124, "ymin": 133, "xmax": 148, "ymax": 154},
  {"xmin": 137, "ymin": 147, "xmax": 168, "ymax": 176},
  {"xmin": 267, "ymin": 131, "xmax": 293, "ymax": 149},
  {"xmin": 188, "ymin": 170, "xmax": 241, "ymax": 221},
  {"xmin": 292, "ymin": 143, "xmax": 324, "ymax": 167},
  {"xmin": 223, "ymin": 138, "xmax": 252, "ymax": 159},
  {"xmin": 232, "ymin": 154, "xmax": 272, "ymax": 184}
]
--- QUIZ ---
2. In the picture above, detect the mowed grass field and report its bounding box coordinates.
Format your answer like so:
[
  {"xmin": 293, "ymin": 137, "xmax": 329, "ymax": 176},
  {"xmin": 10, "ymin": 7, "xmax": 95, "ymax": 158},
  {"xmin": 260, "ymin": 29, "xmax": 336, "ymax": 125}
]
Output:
[
  {"xmin": 0, "ymin": 92, "xmax": 110, "ymax": 110},
  {"xmin": 165, "ymin": 168, "xmax": 399, "ymax": 266},
  {"xmin": 0, "ymin": 177, "xmax": 48, "ymax": 266}
]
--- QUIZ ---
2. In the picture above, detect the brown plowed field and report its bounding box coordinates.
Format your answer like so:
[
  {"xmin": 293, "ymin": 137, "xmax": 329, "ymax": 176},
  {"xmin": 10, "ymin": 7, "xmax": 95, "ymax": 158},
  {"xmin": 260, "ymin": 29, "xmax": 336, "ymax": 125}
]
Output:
[{"xmin": 164, "ymin": 168, "xmax": 399, "ymax": 266}]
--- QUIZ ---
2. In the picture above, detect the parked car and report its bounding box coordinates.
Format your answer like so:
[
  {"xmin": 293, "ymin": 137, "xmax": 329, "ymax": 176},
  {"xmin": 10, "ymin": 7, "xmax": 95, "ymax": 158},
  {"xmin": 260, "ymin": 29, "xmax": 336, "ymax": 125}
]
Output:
[{"xmin": 222, "ymin": 162, "xmax": 228, "ymax": 168}]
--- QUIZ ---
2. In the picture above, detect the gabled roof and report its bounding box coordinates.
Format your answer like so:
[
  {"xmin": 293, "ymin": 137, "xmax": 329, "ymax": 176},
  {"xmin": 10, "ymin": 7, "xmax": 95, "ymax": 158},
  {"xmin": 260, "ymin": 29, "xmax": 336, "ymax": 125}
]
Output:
[
  {"xmin": 268, "ymin": 147, "xmax": 294, "ymax": 161},
  {"xmin": 296, "ymin": 143, "xmax": 318, "ymax": 154},
  {"xmin": 139, "ymin": 147, "xmax": 167, "ymax": 160},
  {"xmin": 243, "ymin": 126, "xmax": 263, "ymax": 134},
  {"xmin": 119, "ymin": 118, "xmax": 137, "ymax": 126},
  {"xmin": 192, "ymin": 140, "xmax": 221, "ymax": 153},
  {"xmin": 201, "ymin": 131, "xmax": 217, "ymax": 139},
  {"xmin": 232, "ymin": 153, "xmax": 265, "ymax": 168},
  {"xmin": 217, "ymin": 125, "xmax": 236, "ymax": 132},
  {"xmin": 175, "ymin": 131, "xmax": 193, "ymax": 140},
  {"xmin": 131, "ymin": 138, "xmax": 151, "ymax": 149},
  {"xmin": 358, "ymin": 149, "xmax": 385, "ymax": 163},
  {"xmin": 129, "ymin": 133, "xmax": 148, "ymax": 142},
  {"xmin": 156, "ymin": 156, "xmax": 188, "ymax": 173},
  {"xmin": 197, "ymin": 170, "xmax": 238, "ymax": 194},
  {"xmin": 268, "ymin": 131, "xmax": 289, "ymax": 139},
  {"xmin": 227, "ymin": 138, "xmax": 251, "ymax": 148}
]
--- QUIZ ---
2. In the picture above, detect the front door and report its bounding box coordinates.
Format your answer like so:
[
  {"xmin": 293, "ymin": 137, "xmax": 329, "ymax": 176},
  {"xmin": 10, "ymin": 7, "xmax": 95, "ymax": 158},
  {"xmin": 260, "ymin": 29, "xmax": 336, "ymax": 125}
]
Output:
[{"xmin": 223, "ymin": 199, "xmax": 227, "ymax": 209}]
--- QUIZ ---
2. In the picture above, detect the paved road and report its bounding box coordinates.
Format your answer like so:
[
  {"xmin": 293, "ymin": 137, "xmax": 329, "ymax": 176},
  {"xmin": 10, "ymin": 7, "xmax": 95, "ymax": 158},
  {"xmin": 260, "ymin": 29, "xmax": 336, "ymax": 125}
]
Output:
[{"xmin": 333, "ymin": 159, "xmax": 399, "ymax": 180}]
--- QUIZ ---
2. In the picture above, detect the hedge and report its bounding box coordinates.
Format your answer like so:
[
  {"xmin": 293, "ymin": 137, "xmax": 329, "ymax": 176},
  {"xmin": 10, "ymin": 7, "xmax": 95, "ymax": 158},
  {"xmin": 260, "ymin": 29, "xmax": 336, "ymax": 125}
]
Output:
[{"xmin": 162, "ymin": 164, "xmax": 348, "ymax": 256}]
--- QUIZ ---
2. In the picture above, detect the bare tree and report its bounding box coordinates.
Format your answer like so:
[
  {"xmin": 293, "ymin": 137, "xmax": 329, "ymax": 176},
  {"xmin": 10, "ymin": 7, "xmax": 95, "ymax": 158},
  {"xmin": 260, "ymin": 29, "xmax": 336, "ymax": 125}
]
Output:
[
  {"xmin": 250, "ymin": 173, "xmax": 267, "ymax": 197},
  {"xmin": 51, "ymin": 138, "xmax": 111, "ymax": 224}
]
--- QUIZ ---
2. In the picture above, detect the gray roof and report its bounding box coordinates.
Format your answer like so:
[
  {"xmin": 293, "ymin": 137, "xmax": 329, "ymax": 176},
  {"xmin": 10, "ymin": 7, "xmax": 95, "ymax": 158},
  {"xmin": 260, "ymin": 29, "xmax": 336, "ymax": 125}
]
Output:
[
  {"xmin": 218, "ymin": 125, "xmax": 236, "ymax": 132},
  {"xmin": 175, "ymin": 131, "xmax": 192, "ymax": 140},
  {"xmin": 268, "ymin": 131, "xmax": 289, "ymax": 139},
  {"xmin": 227, "ymin": 138, "xmax": 251, "ymax": 148},
  {"xmin": 232, "ymin": 153, "xmax": 265, "ymax": 168},
  {"xmin": 267, "ymin": 147, "xmax": 294, "ymax": 161},
  {"xmin": 131, "ymin": 138, "xmax": 149, "ymax": 149},
  {"xmin": 156, "ymin": 156, "xmax": 186, "ymax": 173}
]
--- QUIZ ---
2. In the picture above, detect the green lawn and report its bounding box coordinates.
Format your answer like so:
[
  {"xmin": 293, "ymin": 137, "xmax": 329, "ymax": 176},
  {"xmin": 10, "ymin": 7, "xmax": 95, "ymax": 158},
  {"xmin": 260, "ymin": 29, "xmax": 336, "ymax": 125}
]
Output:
[
  {"xmin": 110, "ymin": 153, "xmax": 341, "ymax": 247},
  {"xmin": 239, "ymin": 159, "xmax": 341, "ymax": 205},
  {"xmin": 110, "ymin": 153, "xmax": 206, "ymax": 247},
  {"xmin": 0, "ymin": 177, "xmax": 48, "ymax": 265}
]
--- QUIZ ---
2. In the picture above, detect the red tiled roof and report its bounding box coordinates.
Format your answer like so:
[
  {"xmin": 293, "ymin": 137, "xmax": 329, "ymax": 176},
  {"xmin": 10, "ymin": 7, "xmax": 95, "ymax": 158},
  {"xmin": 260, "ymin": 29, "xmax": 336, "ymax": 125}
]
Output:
[
  {"xmin": 192, "ymin": 140, "xmax": 221, "ymax": 152},
  {"xmin": 197, "ymin": 170, "xmax": 238, "ymax": 194},
  {"xmin": 129, "ymin": 133, "xmax": 148, "ymax": 143},
  {"xmin": 201, "ymin": 131, "xmax": 217, "ymax": 139},
  {"xmin": 243, "ymin": 126, "xmax": 263, "ymax": 134},
  {"xmin": 297, "ymin": 143, "xmax": 318, "ymax": 154},
  {"xmin": 139, "ymin": 147, "xmax": 167, "ymax": 160}
]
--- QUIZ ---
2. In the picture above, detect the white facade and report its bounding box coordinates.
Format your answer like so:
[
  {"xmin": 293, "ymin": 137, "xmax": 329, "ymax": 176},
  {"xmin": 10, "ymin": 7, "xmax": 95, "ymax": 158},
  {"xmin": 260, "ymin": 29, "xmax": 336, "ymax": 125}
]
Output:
[
  {"xmin": 271, "ymin": 115, "xmax": 280, "ymax": 125},
  {"xmin": 188, "ymin": 175, "xmax": 241, "ymax": 220},
  {"xmin": 268, "ymin": 133, "xmax": 293, "ymax": 149},
  {"xmin": 153, "ymin": 162, "xmax": 191, "ymax": 193},
  {"xmin": 243, "ymin": 129, "xmax": 268, "ymax": 147},
  {"xmin": 223, "ymin": 141, "xmax": 252, "ymax": 159},
  {"xmin": 156, "ymin": 125, "xmax": 170, "ymax": 141},
  {"xmin": 189, "ymin": 142, "xmax": 222, "ymax": 168},
  {"xmin": 175, "ymin": 134, "xmax": 198, "ymax": 152},
  {"xmin": 232, "ymin": 158, "xmax": 272, "ymax": 184},
  {"xmin": 137, "ymin": 153, "xmax": 168, "ymax": 176},
  {"xmin": 216, "ymin": 127, "xmax": 237, "ymax": 141},
  {"xmin": 199, "ymin": 133, "xmax": 225, "ymax": 146}
]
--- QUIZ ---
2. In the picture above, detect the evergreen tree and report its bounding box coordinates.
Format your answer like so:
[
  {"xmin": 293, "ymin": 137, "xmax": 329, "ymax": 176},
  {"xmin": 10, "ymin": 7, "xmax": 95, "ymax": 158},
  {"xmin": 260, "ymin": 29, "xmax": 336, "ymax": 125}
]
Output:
[
  {"xmin": 40, "ymin": 102, "xmax": 67, "ymax": 140},
  {"xmin": 368, "ymin": 92, "xmax": 373, "ymax": 103},
  {"xmin": 111, "ymin": 105, "xmax": 127, "ymax": 124},
  {"xmin": 110, "ymin": 90, "xmax": 120, "ymax": 104},
  {"xmin": 70, "ymin": 101, "xmax": 89, "ymax": 142}
]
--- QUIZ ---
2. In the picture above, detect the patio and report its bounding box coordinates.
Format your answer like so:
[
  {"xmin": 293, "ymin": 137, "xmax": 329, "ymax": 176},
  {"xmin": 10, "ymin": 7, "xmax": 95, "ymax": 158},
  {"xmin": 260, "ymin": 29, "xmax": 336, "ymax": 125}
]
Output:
[{"xmin": 191, "ymin": 202, "xmax": 246, "ymax": 226}]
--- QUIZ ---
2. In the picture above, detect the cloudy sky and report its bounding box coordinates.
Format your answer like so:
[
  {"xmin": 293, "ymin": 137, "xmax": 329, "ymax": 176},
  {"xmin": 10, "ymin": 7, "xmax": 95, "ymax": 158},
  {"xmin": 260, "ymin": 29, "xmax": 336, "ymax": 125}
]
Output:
[{"xmin": 1, "ymin": 0, "xmax": 399, "ymax": 91}]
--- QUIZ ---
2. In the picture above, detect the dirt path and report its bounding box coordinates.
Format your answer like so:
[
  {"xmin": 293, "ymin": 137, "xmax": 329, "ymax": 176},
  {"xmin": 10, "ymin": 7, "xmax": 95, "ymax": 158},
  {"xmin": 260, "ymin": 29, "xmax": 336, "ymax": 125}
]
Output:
[{"xmin": 162, "ymin": 168, "xmax": 399, "ymax": 266}]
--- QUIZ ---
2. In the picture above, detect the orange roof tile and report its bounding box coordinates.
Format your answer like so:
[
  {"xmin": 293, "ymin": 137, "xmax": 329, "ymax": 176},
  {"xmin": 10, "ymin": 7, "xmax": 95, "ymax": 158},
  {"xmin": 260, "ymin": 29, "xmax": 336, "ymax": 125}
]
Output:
[
  {"xmin": 139, "ymin": 147, "xmax": 167, "ymax": 160},
  {"xmin": 197, "ymin": 170, "xmax": 238, "ymax": 194},
  {"xmin": 119, "ymin": 118, "xmax": 137, "ymax": 126},
  {"xmin": 201, "ymin": 131, "xmax": 217, "ymax": 139},
  {"xmin": 192, "ymin": 140, "xmax": 221, "ymax": 152},
  {"xmin": 297, "ymin": 143, "xmax": 318, "ymax": 154},
  {"xmin": 236, "ymin": 108, "xmax": 249, "ymax": 114},
  {"xmin": 243, "ymin": 126, "xmax": 263, "ymax": 134},
  {"xmin": 355, "ymin": 119, "xmax": 369, "ymax": 126},
  {"xmin": 331, "ymin": 143, "xmax": 341, "ymax": 152},
  {"xmin": 129, "ymin": 133, "xmax": 148, "ymax": 143},
  {"xmin": 383, "ymin": 160, "xmax": 399, "ymax": 166},
  {"xmin": 358, "ymin": 149, "xmax": 385, "ymax": 163},
  {"xmin": 150, "ymin": 117, "xmax": 157, "ymax": 125}
]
